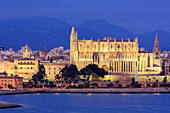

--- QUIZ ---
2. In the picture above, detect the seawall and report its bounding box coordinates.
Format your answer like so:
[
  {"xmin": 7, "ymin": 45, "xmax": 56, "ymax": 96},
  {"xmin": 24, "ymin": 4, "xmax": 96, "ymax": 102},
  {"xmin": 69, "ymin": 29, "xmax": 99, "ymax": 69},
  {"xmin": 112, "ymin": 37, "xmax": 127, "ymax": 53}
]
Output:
[{"xmin": 0, "ymin": 88, "xmax": 170, "ymax": 95}]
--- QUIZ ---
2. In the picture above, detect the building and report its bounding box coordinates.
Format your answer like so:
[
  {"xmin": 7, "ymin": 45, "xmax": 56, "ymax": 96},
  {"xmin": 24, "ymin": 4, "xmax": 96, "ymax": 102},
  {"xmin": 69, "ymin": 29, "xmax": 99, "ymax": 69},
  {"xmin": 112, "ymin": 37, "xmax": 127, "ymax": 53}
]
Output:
[
  {"xmin": 39, "ymin": 46, "xmax": 48, "ymax": 59},
  {"xmin": 40, "ymin": 61, "xmax": 69, "ymax": 81},
  {"xmin": 164, "ymin": 58, "xmax": 170, "ymax": 75},
  {"xmin": 0, "ymin": 47, "xmax": 4, "ymax": 51},
  {"xmin": 46, "ymin": 46, "xmax": 70, "ymax": 62},
  {"xmin": 0, "ymin": 45, "xmax": 39, "ymax": 82},
  {"xmin": 70, "ymin": 27, "xmax": 162, "ymax": 75},
  {"xmin": 0, "ymin": 76, "xmax": 23, "ymax": 89}
]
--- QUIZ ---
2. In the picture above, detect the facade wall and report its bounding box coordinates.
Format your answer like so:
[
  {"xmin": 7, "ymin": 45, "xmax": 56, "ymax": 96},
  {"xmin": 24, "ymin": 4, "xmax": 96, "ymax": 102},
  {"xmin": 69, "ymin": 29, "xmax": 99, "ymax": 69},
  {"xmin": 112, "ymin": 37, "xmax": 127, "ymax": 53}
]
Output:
[
  {"xmin": 165, "ymin": 59, "xmax": 170, "ymax": 75},
  {"xmin": 41, "ymin": 62, "xmax": 69, "ymax": 81},
  {"xmin": 70, "ymin": 27, "xmax": 162, "ymax": 75},
  {"xmin": 0, "ymin": 77, "xmax": 23, "ymax": 89},
  {"xmin": 0, "ymin": 59, "xmax": 38, "ymax": 82}
]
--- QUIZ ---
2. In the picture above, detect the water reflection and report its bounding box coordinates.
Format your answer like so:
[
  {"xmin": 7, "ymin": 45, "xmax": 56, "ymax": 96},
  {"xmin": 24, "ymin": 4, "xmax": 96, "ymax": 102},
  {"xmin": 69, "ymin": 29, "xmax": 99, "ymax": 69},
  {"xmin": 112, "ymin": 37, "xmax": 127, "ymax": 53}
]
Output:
[{"xmin": 0, "ymin": 93, "xmax": 170, "ymax": 113}]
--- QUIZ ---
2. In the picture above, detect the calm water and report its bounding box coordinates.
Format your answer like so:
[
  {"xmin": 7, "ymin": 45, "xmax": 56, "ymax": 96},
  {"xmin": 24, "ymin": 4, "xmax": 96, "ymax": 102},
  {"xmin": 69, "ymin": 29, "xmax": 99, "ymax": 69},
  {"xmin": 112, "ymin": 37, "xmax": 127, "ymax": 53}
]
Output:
[{"xmin": 0, "ymin": 93, "xmax": 170, "ymax": 113}]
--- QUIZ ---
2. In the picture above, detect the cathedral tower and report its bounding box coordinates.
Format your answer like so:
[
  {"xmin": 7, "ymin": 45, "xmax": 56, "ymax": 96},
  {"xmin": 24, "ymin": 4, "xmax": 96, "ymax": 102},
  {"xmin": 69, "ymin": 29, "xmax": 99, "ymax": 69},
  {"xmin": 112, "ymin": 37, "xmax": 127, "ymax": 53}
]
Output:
[
  {"xmin": 153, "ymin": 32, "xmax": 161, "ymax": 59},
  {"xmin": 153, "ymin": 33, "xmax": 161, "ymax": 67},
  {"xmin": 70, "ymin": 26, "xmax": 78, "ymax": 65}
]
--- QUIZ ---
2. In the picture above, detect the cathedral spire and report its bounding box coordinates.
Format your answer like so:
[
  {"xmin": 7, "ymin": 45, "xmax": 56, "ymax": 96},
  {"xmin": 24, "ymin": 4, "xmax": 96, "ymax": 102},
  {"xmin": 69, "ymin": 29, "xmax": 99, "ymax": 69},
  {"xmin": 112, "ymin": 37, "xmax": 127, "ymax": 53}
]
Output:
[
  {"xmin": 43, "ymin": 46, "xmax": 47, "ymax": 52},
  {"xmin": 153, "ymin": 32, "xmax": 161, "ymax": 58},
  {"xmin": 71, "ymin": 26, "xmax": 75, "ymax": 35},
  {"xmin": 154, "ymin": 32, "xmax": 159, "ymax": 48},
  {"xmin": 156, "ymin": 32, "xmax": 158, "ymax": 39}
]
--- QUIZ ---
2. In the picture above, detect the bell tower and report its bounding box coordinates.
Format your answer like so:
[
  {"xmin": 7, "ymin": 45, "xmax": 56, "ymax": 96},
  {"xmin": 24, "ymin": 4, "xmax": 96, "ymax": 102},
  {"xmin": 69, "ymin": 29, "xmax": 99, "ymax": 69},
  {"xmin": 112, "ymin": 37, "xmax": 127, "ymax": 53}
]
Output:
[
  {"xmin": 153, "ymin": 33, "xmax": 161, "ymax": 68},
  {"xmin": 153, "ymin": 32, "xmax": 161, "ymax": 59},
  {"xmin": 23, "ymin": 44, "xmax": 30, "ymax": 58},
  {"xmin": 70, "ymin": 26, "xmax": 78, "ymax": 65}
]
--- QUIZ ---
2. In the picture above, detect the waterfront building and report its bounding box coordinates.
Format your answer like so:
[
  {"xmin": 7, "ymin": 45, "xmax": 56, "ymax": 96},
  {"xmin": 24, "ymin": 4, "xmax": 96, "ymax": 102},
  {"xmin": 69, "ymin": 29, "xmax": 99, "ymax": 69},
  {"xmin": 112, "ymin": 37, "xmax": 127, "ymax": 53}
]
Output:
[
  {"xmin": 0, "ymin": 45, "xmax": 39, "ymax": 82},
  {"xmin": 40, "ymin": 61, "xmax": 69, "ymax": 81},
  {"xmin": 70, "ymin": 27, "xmax": 162, "ymax": 75},
  {"xmin": 0, "ymin": 76, "xmax": 23, "ymax": 89}
]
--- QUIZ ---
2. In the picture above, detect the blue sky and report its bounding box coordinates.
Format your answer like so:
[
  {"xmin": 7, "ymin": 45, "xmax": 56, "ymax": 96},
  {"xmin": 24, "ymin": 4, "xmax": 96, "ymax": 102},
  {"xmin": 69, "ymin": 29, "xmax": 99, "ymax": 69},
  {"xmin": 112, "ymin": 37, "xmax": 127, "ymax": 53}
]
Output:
[{"xmin": 0, "ymin": 0, "xmax": 169, "ymax": 34}]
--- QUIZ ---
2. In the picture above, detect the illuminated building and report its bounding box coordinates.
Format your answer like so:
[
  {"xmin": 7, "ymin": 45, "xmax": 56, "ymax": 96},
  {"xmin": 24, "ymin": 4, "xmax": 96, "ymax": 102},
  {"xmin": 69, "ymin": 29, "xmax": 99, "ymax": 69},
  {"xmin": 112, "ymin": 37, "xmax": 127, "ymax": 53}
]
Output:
[
  {"xmin": 0, "ymin": 45, "xmax": 39, "ymax": 82},
  {"xmin": 41, "ymin": 61, "xmax": 69, "ymax": 81},
  {"xmin": 0, "ymin": 76, "xmax": 23, "ymax": 89},
  {"xmin": 70, "ymin": 27, "xmax": 162, "ymax": 75}
]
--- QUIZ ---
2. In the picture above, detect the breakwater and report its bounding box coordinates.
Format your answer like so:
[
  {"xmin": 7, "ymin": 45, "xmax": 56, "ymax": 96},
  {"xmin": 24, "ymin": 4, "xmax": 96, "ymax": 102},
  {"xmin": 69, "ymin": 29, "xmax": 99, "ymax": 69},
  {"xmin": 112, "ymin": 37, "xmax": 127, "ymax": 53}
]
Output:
[
  {"xmin": 0, "ymin": 88, "xmax": 170, "ymax": 95},
  {"xmin": 0, "ymin": 101, "xmax": 22, "ymax": 109}
]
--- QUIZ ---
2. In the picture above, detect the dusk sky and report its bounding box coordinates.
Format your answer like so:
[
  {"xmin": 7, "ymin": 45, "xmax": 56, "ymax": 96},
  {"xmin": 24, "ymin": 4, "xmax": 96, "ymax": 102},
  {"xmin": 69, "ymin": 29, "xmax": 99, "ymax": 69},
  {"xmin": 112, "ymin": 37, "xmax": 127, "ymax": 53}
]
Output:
[{"xmin": 0, "ymin": 0, "xmax": 170, "ymax": 34}]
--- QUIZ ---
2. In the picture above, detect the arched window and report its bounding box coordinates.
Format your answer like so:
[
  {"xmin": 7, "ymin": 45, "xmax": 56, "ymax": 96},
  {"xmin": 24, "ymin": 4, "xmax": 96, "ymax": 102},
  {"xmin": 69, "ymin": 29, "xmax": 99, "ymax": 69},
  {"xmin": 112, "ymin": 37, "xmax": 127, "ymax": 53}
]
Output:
[
  {"xmin": 132, "ymin": 44, "xmax": 134, "ymax": 50},
  {"xmin": 110, "ymin": 44, "xmax": 113, "ymax": 50},
  {"xmin": 118, "ymin": 44, "xmax": 120, "ymax": 48},
  {"xmin": 94, "ymin": 44, "xmax": 96, "ymax": 51},
  {"xmin": 148, "ymin": 56, "xmax": 150, "ymax": 67},
  {"xmin": 103, "ymin": 54, "xmax": 105, "ymax": 61},
  {"xmin": 125, "ymin": 44, "xmax": 127, "ymax": 51},
  {"xmin": 87, "ymin": 45, "xmax": 89, "ymax": 51},
  {"xmin": 80, "ymin": 44, "xmax": 82, "ymax": 51},
  {"xmin": 102, "ymin": 44, "xmax": 104, "ymax": 50}
]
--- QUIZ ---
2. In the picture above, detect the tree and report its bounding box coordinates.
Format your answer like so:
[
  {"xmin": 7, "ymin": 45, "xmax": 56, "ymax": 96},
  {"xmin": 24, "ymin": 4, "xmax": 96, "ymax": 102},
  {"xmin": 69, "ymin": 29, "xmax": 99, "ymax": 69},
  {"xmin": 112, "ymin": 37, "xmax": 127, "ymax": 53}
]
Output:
[
  {"xmin": 107, "ymin": 83, "xmax": 114, "ymax": 88},
  {"xmin": 8, "ymin": 85, "xmax": 14, "ymax": 89},
  {"xmin": 91, "ymin": 83, "xmax": 99, "ymax": 88},
  {"xmin": 60, "ymin": 64, "xmax": 79, "ymax": 81},
  {"xmin": 32, "ymin": 64, "xmax": 46, "ymax": 84},
  {"xmin": 163, "ymin": 76, "xmax": 167, "ymax": 83},
  {"xmin": 131, "ymin": 77, "xmax": 136, "ymax": 88},
  {"xmin": 79, "ymin": 67, "xmax": 91, "ymax": 81},
  {"xmin": 55, "ymin": 74, "xmax": 62, "ymax": 81},
  {"xmin": 50, "ymin": 58, "xmax": 53, "ymax": 63},
  {"xmin": 79, "ymin": 64, "xmax": 108, "ymax": 81},
  {"xmin": 14, "ymin": 65, "xmax": 18, "ymax": 70}
]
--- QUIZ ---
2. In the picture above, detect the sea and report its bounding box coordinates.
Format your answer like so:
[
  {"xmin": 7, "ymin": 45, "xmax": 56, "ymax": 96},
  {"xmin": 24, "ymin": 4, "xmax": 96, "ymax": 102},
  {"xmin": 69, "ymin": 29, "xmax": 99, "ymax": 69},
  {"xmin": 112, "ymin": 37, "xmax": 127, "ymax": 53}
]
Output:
[{"xmin": 0, "ymin": 93, "xmax": 170, "ymax": 113}]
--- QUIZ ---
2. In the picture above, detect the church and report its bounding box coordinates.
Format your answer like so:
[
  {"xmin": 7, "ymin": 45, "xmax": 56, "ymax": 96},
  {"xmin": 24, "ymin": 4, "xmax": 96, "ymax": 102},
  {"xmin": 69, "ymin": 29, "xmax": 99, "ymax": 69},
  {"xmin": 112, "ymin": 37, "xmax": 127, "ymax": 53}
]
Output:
[{"xmin": 70, "ymin": 27, "xmax": 162, "ymax": 75}]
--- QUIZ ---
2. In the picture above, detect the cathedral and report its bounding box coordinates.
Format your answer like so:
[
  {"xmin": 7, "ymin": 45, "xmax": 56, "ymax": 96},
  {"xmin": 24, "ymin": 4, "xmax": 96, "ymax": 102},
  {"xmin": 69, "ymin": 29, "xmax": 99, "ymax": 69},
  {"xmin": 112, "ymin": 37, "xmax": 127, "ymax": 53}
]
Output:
[{"xmin": 70, "ymin": 27, "xmax": 162, "ymax": 75}]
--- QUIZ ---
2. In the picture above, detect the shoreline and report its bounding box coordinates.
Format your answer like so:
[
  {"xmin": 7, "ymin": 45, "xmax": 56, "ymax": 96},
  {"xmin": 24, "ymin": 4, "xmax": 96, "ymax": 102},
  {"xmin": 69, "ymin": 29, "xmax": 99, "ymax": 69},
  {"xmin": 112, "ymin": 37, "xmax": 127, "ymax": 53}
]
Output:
[
  {"xmin": 0, "ymin": 101, "xmax": 22, "ymax": 109},
  {"xmin": 0, "ymin": 88, "xmax": 170, "ymax": 95}
]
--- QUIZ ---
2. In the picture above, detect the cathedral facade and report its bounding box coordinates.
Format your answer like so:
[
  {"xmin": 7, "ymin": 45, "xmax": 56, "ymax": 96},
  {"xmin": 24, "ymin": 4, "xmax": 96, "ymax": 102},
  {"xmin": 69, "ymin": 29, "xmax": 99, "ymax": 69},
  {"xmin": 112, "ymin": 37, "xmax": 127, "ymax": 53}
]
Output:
[{"xmin": 70, "ymin": 27, "xmax": 162, "ymax": 75}]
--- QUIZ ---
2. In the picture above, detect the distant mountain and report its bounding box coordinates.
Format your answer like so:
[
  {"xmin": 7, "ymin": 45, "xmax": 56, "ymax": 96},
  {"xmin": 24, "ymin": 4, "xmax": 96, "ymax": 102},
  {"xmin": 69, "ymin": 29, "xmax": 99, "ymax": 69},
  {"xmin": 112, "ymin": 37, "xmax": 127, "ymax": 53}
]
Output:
[
  {"xmin": 0, "ymin": 16, "xmax": 71, "ymax": 51},
  {"xmin": 79, "ymin": 19, "xmax": 135, "ymax": 39},
  {"xmin": 0, "ymin": 17, "xmax": 169, "ymax": 51}
]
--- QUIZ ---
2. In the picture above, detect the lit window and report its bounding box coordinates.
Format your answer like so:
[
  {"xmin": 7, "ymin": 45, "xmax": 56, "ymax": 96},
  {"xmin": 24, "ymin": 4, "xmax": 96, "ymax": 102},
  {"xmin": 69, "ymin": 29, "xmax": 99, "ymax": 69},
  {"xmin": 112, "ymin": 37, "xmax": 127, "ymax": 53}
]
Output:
[
  {"xmin": 94, "ymin": 44, "xmax": 96, "ymax": 51},
  {"xmin": 102, "ymin": 44, "xmax": 104, "ymax": 50}
]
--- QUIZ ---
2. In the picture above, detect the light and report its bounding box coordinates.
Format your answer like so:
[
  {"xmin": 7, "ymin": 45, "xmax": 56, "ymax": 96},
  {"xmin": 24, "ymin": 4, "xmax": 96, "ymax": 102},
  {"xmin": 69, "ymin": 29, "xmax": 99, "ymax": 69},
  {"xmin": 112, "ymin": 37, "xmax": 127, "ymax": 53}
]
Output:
[{"xmin": 87, "ymin": 93, "xmax": 92, "ymax": 95}]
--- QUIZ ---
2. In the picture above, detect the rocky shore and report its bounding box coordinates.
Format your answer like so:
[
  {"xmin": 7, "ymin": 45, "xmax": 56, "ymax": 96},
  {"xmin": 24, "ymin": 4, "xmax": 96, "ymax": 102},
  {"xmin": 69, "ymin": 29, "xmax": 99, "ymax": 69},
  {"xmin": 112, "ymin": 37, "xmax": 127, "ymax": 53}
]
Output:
[
  {"xmin": 0, "ymin": 101, "xmax": 22, "ymax": 109},
  {"xmin": 0, "ymin": 88, "xmax": 170, "ymax": 95}
]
